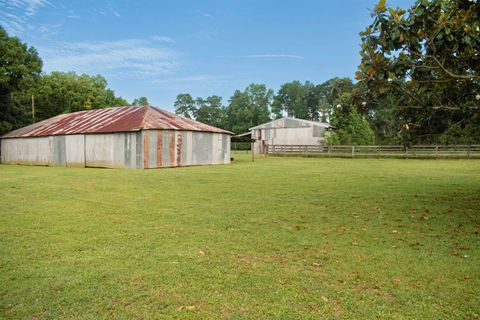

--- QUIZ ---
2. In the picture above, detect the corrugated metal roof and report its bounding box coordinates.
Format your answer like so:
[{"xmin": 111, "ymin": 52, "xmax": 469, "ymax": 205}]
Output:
[
  {"xmin": 249, "ymin": 117, "xmax": 331, "ymax": 130},
  {"xmin": 1, "ymin": 106, "xmax": 232, "ymax": 138}
]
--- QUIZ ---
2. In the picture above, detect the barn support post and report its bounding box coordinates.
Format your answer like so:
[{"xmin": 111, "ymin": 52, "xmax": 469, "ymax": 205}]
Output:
[{"xmin": 251, "ymin": 142, "xmax": 254, "ymax": 162}]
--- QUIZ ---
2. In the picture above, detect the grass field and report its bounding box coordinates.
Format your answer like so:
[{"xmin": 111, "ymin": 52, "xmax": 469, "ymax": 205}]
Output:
[{"xmin": 1, "ymin": 153, "xmax": 479, "ymax": 319}]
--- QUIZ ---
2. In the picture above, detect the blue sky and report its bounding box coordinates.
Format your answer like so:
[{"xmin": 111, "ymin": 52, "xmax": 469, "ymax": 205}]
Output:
[{"xmin": 1, "ymin": 0, "xmax": 414, "ymax": 111}]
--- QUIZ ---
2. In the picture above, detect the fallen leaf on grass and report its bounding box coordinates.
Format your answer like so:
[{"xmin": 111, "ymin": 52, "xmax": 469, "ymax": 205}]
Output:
[
  {"xmin": 374, "ymin": 283, "xmax": 381, "ymax": 290},
  {"xmin": 321, "ymin": 296, "xmax": 329, "ymax": 302},
  {"xmin": 176, "ymin": 306, "xmax": 196, "ymax": 311},
  {"xmin": 198, "ymin": 250, "xmax": 206, "ymax": 257},
  {"xmin": 392, "ymin": 278, "xmax": 401, "ymax": 285},
  {"xmin": 464, "ymin": 275, "xmax": 471, "ymax": 280},
  {"xmin": 448, "ymin": 250, "xmax": 459, "ymax": 256}
]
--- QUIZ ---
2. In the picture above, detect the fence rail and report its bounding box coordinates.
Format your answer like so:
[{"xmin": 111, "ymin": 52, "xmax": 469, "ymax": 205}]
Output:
[{"xmin": 265, "ymin": 144, "xmax": 480, "ymax": 159}]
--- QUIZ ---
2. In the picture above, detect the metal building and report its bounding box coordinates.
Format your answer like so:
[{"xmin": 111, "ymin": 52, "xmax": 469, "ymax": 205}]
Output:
[
  {"xmin": 249, "ymin": 118, "xmax": 331, "ymax": 154},
  {"xmin": 0, "ymin": 106, "xmax": 231, "ymax": 169}
]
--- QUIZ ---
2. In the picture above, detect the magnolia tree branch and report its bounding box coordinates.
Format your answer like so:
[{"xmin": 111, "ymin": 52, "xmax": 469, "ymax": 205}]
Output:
[{"xmin": 427, "ymin": 55, "xmax": 480, "ymax": 80}]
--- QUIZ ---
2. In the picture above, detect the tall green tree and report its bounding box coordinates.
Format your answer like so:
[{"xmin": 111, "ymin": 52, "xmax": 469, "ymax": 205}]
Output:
[
  {"xmin": 327, "ymin": 93, "xmax": 376, "ymax": 145},
  {"xmin": 132, "ymin": 96, "xmax": 149, "ymax": 106},
  {"xmin": 174, "ymin": 93, "xmax": 195, "ymax": 118},
  {"xmin": 316, "ymin": 78, "xmax": 354, "ymax": 122},
  {"xmin": 226, "ymin": 83, "xmax": 273, "ymax": 133},
  {"xmin": 0, "ymin": 26, "xmax": 42, "ymax": 134},
  {"xmin": 357, "ymin": 0, "xmax": 480, "ymax": 144},
  {"xmin": 194, "ymin": 95, "xmax": 226, "ymax": 128},
  {"xmin": 272, "ymin": 81, "xmax": 308, "ymax": 119},
  {"xmin": 272, "ymin": 81, "xmax": 327, "ymax": 120}
]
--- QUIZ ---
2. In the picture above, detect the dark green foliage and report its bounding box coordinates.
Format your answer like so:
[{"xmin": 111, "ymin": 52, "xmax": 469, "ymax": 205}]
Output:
[
  {"xmin": 0, "ymin": 26, "xmax": 42, "ymax": 134},
  {"xmin": 174, "ymin": 84, "xmax": 273, "ymax": 133},
  {"xmin": 194, "ymin": 95, "xmax": 226, "ymax": 129},
  {"xmin": 358, "ymin": 0, "xmax": 480, "ymax": 144},
  {"xmin": 226, "ymin": 83, "xmax": 272, "ymax": 133},
  {"xmin": 12, "ymin": 72, "xmax": 129, "ymax": 122},
  {"xmin": 174, "ymin": 93, "xmax": 195, "ymax": 118},
  {"xmin": 272, "ymin": 81, "xmax": 310, "ymax": 119},
  {"xmin": 174, "ymin": 94, "xmax": 227, "ymax": 128},
  {"xmin": 132, "ymin": 96, "xmax": 149, "ymax": 106},
  {"xmin": 316, "ymin": 78, "xmax": 354, "ymax": 122},
  {"xmin": 328, "ymin": 93, "xmax": 376, "ymax": 145}
]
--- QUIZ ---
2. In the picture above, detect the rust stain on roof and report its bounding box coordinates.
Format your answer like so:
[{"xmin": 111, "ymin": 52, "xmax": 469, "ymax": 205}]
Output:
[{"xmin": 2, "ymin": 106, "xmax": 232, "ymax": 138}]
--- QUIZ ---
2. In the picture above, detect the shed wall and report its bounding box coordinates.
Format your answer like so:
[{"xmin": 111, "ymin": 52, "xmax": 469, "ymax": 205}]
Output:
[
  {"xmin": 1, "ymin": 130, "xmax": 230, "ymax": 169},
  {"xmin": 1, "ymin": 137, "xmax": 50, "ymax": 165},
  {"xmin": 142, "ymin": 130, "xmax": 230, "ymax": 168}
]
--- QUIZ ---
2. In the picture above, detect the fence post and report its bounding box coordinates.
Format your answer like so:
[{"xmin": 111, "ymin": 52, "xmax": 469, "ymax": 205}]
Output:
[
  {"xmin": 352, "ymin": 146, "xmax": 355, "ymax": 158},
  {"xmin": 468, "ymin": 145, "xmax": 471, "ymax": 160},
  {"xmin": 435, "ymin": 145, "xmax": 439, "ymax": 159},
  {"xmin": 328, "ymin": 145, "xmax": 331, "ymax": 158},
  {"xmin": 378, "ymin": 146, "xmax": 381, "ymax": 159},
  {"xmin": 305, "ymin": 145, "xmax": 308, "ymax": 158},
  {"xmin": 405, "ymin": 146, "xmax": 408, "ymax": 159}
]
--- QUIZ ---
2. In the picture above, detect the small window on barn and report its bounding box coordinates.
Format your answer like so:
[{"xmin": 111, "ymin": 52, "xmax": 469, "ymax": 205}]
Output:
[{"xmin": 313, "ymin": 125, "xmax": 325, "ymax": 137}]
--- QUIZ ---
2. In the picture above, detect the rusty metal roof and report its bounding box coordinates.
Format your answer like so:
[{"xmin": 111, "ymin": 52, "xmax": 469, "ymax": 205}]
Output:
[{"xmin": 1, "ymin": 106, "xmax": 232, "ymax": 138}]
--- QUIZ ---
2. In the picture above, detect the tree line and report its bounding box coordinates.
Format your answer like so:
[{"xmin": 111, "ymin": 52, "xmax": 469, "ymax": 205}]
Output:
[
  {"xmin": 1, "ymin": 0, "xmax": 478, "ymax": 145},
  {"xmin": 173, "ymin": 79, "xmax": 375, "ymax": 145}
]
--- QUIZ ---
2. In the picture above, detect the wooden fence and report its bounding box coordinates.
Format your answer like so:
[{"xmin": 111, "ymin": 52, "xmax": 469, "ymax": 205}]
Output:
[{"xmin": 264, "ymin": 144, "xmax": 480, "ymax": 159}]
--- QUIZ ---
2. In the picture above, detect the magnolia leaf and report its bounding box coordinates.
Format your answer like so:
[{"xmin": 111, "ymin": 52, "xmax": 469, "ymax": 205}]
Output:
[{"xmin": 375, "ymin": 0, "xmax": 387, "ymax": 12}]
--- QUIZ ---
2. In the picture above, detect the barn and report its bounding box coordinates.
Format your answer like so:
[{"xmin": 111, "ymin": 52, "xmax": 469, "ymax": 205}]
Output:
[
  {"xmin": 250, "ymin": 117, "xmax": 331, "ymax": 154},
  {"xmin": 0, "ymin": 106, "xmax": 231, "ymax": 169}
]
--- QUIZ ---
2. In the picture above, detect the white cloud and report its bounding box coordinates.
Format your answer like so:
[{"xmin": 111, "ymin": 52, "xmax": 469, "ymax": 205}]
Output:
[
  {"xmin": 0, "ymin": 0, "xmax": 51, "ymax": 34},
  {"xmin": 109, "ymin": 7, "xmax": 120, "ymax": 18},
  {"xmin": 39, "ymin": 38, "xmax": 180, "ymax": 77},
  {"xmin": 199, "ymin": 10, "xmax": 214, "ymax": 18},
  {"xmin": 151, "ymin": 36, "xmax": 175, "ymax": 43},
  {"xmin": 151, "ymin": 74, "xmax": 229, "ymax": 85},
  {"xmin": 8, "ymin": 0, "xmax": 51, "ymax": 16},
  {"xmin": 193, "ymin": 30, "xmax": 220, "ymax": 40}
]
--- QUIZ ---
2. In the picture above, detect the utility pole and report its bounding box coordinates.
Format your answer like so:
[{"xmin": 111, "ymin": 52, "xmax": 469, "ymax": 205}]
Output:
[{"xmin": 31, "ymin": 93, "xmax": 35, "ymax": 123}]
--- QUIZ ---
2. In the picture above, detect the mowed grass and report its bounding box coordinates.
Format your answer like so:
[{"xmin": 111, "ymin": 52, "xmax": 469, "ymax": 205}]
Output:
[{"xmin": 0, "ymin": 154, "xmax": 479, "ymax": 319}]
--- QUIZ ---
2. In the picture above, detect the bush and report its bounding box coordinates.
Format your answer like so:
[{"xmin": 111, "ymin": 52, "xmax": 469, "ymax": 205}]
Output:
[{"xmin": 328, "ymin": 109, "xmax": 376, "ymax": 145}]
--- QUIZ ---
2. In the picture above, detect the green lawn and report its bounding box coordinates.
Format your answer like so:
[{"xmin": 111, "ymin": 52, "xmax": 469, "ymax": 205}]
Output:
[{"xmin": 1, "ymin": 154, "xmax": 479, "ymax": 319}]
